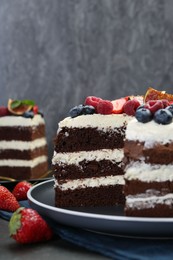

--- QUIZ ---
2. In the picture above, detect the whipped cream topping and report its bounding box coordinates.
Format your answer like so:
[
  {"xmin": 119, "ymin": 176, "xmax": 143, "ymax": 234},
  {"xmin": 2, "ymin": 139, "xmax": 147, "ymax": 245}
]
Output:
[
  {"xmin": 124, "ymin": 161, "xmax": 173, "ymax": 182},
  {"xmin": 52, "ymin": 149, "xmax": 124, "ymax": 165},
  {"xmin": 0, "ymin": 138, "xmax": 47, "ymax": 151},
  {"xmin": 54, "ymin": 175, "xmax": 125, "ymax": 190},
  {"xmin": 58, "ymin": 114, "xmax": 132, "ymax": 132},
  {"xmin": 126, "ymin": 118, "xmax": 173, "ymax": 148},
  {"xmin": 0, "ymin": 155, "xmax": 47, "ymax": 167},
  {"xmin": 0, "ymin": 114, "xmax": 45, "ymax": 127}
]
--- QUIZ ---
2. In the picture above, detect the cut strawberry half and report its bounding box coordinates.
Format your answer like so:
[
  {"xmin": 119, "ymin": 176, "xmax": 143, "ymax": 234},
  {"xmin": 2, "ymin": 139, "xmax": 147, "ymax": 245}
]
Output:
[{"xmin": 111, "ymin": 97, "xmax": 129, "ymax": 114}]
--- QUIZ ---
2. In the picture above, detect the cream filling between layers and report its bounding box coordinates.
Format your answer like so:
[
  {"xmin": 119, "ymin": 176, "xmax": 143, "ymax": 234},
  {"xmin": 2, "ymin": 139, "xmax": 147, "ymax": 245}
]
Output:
[
  {"xmin": 126, "ymin": 193, "xmax": 173, "ymax": 210},
  {"xmin": 52, "ymin": 149, "xmax": 124, "ymax": 165},
  {"xmin": 0, "ymin": 138, "xmax": 47, "ymax": 151},
  {"xmin": 124, "ymin": 162, "xmax": 173, "ymax": 182},
  {"xmin": 0, "ymin": 156, "xmax": 47, "ymax": 168},
  {"xmin": 58, "ymin": 114, "xmax": 132, "ymax": 133},
  {"xmin": 54, "ymin": 175, "xmax": 125, "ymax": 190}
]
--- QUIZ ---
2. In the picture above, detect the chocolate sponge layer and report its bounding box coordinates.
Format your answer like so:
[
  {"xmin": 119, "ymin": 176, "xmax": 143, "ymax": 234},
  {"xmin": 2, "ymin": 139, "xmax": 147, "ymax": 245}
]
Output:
[
  {"xmin": 54, "ymin": 126, "xmax": 126, "ymax": 152},
  {"xmin": 124, "ymin": 140, "xmax": 173, "ymax": 164},
  {"xmin": 55, "ymin": 185, "xmax": 125, "ymax": 207}
]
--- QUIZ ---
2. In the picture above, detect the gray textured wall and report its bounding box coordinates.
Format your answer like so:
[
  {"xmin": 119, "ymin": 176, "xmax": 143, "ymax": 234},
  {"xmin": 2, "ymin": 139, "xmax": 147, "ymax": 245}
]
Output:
[{"xmin": 1, "ymin": 0, "xmax": 173, "ymax": 163}]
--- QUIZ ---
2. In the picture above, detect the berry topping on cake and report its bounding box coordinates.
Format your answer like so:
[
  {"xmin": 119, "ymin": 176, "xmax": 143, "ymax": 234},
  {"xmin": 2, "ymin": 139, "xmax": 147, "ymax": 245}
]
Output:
[
  {"xmin": 154, "ymin": 109, "xmax": 173, "ymax": 125},
  {"xmin": 97, "ymin": 100, "xmax": 113, "ymax": 115},
  {"xmin": 23, "ymin": 111, "xmax": 35, "ymax": 118},
  {"xmin": 8, "ymin": 99, "xmax": 35, "ymax": 116},
  {"xmin": 123, "ymin": 99, "xmax": 141, "ymax": 116},
  {"xmin": 33, "ymin": 105, "xmax": 39, "ymax": 114},
  {"xmin": 111, "ymin": 97, "xmax": 128, "ymax": 114},
  {"xmin": 69, "ymin": 104, "xmax": 96, "ymax": 118},
  {"xmin": 0, "ymin": 106, "xmax": 11, "ymax": 117},
  {"xmin": 161, "ymin": 99, "xmax": 170, "ymax": 108},
  {"xmin": 144, "ymin": 87, "xmax": 173, "ymax": 102},
  {"xmin": 84, "ymin": 96, "xmax": 102, "ymax": 111},
  {"xmin": 82, "ymin": 105, "xmax": 95, "ymax": 115},
  {"xmin": 135, "ymin": 108, "xmax": 153, "ymax": 123},
  {"xmin": 69, "ymin": 104, "xmax": 83, "ymax": 118},
  {"xmin": 166, "ymin": 105, "xmax": 173, "ymax": 115},
  {"xmin": 145, "ymin": 100, "xmax": 164, "ymax": 114}
]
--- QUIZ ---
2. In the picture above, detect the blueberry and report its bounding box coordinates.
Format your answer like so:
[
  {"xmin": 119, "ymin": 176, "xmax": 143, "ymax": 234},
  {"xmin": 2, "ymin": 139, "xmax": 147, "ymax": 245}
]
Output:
[
  {"xmin": 69, "ymin": 104, "xmax": 83, "ymax": 118},
  {"xmin": 82, "ymin": 105, "xmax": 95, "ymax": 115},
  {"xmin": 154, "ymin": 109, "xmax": 173, "ymax": 125},
  {"xmin": 38, "ymin": 110, "xmax": 44, "ymax": 117},
  {"xmin": 136, "ymin": 104, "xmax": 146, "ymax": 111},
  {"xmin": 166, "ymin": 105, "xmax": 173, "ymax": 115},
  {"xmin": 23, "ymin": 111, "xmax": 34, "ymax": 118},
  {"xmin": 135, "ymin": 108, "xmax": 153, "ymax": 123}
]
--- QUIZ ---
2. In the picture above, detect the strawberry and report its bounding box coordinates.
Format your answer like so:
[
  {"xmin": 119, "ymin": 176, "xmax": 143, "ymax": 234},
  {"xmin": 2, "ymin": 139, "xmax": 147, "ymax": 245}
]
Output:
[
  {"xmin": 111, "ymin": 97, "xmax": 129, "ymax": 114},
  {"xmin": 123, "ymin": 99, "xmax": 141, "ymax": 116},
  {"xmin": 84, "ymin": 96, "xmax": 102, "ymax": 112},
  {"xmin": 12, "ymin": 181, "xmax": 32, "ymax": 201},
  {"xmin": 97, "ymin": 100, "xmax": 113, "ymax": 114},
  {"xmin": 9, "ymin": 207, "xmax": 53, "ymax": 244},
  {"xmin": 0, "ymin": 186, "xmax": 20, "ymax": 212}
]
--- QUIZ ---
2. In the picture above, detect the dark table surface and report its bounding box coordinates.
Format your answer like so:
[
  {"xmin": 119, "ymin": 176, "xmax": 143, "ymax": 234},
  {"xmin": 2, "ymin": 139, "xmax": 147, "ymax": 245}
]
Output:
[{"xmin": 1, "ymin": 218, "xmax": 108, "ymax": 259}]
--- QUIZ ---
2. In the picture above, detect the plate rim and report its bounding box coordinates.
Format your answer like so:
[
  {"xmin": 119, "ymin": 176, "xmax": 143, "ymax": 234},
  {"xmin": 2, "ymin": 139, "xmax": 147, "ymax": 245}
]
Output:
[{"xmin": 27, "ymin": 179, "xmax": 173, "ymax": 223}]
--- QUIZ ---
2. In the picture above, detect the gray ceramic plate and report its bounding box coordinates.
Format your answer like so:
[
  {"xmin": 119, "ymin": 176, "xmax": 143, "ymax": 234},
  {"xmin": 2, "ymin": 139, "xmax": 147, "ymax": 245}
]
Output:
[{"xmin": 27, "ymin": 179, "xmax": 173, "ymax": 238}]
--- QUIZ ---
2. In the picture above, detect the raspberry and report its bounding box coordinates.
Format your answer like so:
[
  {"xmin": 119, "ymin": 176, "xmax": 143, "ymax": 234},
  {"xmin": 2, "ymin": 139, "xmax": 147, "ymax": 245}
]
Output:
[
  {"xmin": 97, "ymin": 100, "xmax": 113, "ymax": 114},
  {"xmin": 0, "ymin": 106, "xmax": 10, "ymax": 117},
  {"xmin": 84, "ymin": 96, "xmax": 102, "ymax": 112},
  {"xmin": 161, "ymin": 99, "xmax": 170, "ymax": 108},
  {"xmin": 145, "ymin": 100, "xmax": 163, "ymax": 114},
  {"xmin": 123, "ymin": 99, "xmax": 140, "ymax": 116}
]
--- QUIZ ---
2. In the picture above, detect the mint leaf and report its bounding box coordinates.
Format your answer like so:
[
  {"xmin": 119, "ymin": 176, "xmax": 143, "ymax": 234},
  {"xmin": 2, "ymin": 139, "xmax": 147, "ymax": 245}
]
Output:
[
  {"xmin": 11, "ymin": 100, "xmax": 22, "ymax": 109},
  {"xmin": 21, "ymin": 100, "xmax": 35, "ymax": 107}
]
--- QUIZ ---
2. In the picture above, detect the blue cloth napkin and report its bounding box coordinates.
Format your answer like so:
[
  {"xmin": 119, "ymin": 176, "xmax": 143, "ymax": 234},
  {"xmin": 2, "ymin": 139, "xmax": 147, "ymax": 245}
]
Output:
[{"xmin": 1, "ymin": 201, "xmax": 173, "ymax": 260}]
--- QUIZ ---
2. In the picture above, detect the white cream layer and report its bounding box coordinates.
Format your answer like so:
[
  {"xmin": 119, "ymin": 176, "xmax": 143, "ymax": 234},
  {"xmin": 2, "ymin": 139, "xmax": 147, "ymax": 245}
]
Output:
[
  {"xmin": 126, "ymin": 193, "xmax": 173, "ymax": 209},
  {"xmin": 0, "ymin": 114, "xmax": 45, "ymax": 127},
  {"xmin": 52, "ymin": 149, "xmax": 124, "ymax": 165},
  {"xmin": 0, "ymin": 138, "xmax": 47, "ymax": 151},
  {"xmin": 124, "ymin": 161, "xmax": 173, "ymax": 182},
  {"xmin": 126, "ymin": 118, "xmax": 173, "ymax": 148},
  {"xmin": 54, "ymin": 175, "xmax": 124, "ymax": 190},
  {"xmin": 0, "ymin": 155, "xmax": 47, "ymax": 168},
  {"xmin": 58, "ymin": 114, "xmax": 132, "ymax": 132}
]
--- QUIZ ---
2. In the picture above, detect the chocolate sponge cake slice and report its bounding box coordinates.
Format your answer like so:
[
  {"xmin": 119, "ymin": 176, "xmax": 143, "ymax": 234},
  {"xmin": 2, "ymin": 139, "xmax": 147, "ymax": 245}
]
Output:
[
  {"xmin": 52, "ymin": 111, "xmax": 132, "ymax": 207},
  {"xmin": 0, "ymin": 99, "xmax": 48, "ymax": 180}
]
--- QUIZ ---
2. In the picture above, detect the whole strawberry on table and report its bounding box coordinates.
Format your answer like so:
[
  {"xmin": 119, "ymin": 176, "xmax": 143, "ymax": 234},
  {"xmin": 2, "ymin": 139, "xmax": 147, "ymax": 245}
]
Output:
[
  {"xmin": 9, "ymin": 207, "xmax": 53, "ymax": 244},
  {"xmin": 0, "ymin": 181, "xmax": 53, "ymax": 244}
]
